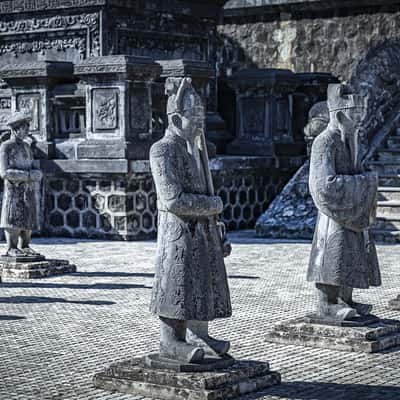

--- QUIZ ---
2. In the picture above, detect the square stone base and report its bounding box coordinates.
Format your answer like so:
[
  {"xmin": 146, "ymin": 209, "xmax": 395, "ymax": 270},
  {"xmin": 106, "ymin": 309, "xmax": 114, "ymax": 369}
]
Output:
[
  {"xmin": 389, "ymin": 296, "xmax": 400, "ymax": 310},
  {"xmin": 265, "ymin": 316, "xmax": 400, "ymax": 353},
  {"xmin": 0, "ymin": 259, "xmax": 76, "ymax": 279},
  {"xmin": 93, "ymin": 356, "xmax": 280, "ymax": 400}
]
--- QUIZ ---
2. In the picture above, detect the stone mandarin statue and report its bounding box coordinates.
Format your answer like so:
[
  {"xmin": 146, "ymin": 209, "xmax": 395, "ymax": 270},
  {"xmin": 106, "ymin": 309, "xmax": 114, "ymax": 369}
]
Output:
[
  {"xmin": 0, "ymin": 111, "xmax": 42, "ymax": 258},
  {"xmin": 308, "ymin": 83, "xmax": 381, "ymax": 321},
  {"xmin": 149, "ymin": 77, "xmax": 232, "ymax": 364}
]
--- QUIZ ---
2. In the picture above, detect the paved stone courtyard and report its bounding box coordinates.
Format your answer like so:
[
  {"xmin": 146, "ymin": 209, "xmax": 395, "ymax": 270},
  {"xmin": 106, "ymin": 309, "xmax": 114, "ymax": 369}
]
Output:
[{"xmin": 1, "ymin": 232, "xmax": 400, "ymax": 400}]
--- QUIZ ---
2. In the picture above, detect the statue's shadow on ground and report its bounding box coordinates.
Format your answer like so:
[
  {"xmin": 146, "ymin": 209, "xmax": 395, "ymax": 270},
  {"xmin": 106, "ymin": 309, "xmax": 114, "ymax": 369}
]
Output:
[
  {"xmin": 0, "ymin": 315, "xmax": 25, "ymax": 320},
  {"xmin": 1, "ymin": 282, "xmax": 151, "ymax": 290},
  {"xmin": 0, "ymin": 296, "xmax": 115, "ymax": 306},
  {"xmin": 73, "ymin": 271, "xmax": 260, "ymax": 280},
  {"xmin": 73, "ymin": 271, "xmax": 155, "ymax": 278},
  {"xmin": 243, "ymin": 381, "xmax": 399, "ymax": 400}
]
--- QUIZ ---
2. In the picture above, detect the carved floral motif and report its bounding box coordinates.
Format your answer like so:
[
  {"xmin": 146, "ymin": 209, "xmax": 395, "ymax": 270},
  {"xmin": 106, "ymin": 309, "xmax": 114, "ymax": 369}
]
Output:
[{"xmin": 93, "ymin": 90, "xmax": 118, "ymax": 131}]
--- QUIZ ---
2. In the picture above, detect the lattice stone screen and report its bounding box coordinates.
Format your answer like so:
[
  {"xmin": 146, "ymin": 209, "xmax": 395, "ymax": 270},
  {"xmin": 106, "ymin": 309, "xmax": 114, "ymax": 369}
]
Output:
[{"xmin": 43, "ymin": 168, "xmax": 290, "ymax": 240}]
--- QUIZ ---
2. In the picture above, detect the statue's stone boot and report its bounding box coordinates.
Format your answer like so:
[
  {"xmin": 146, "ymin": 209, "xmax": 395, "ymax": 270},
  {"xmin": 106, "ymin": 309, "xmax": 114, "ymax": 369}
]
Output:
[
  {"xmin": 320, "ymin": 304, "xmax": 357, "ymax": 321},
  {"xmin": 160, "ymin": 317, "xmax": 204, "ymax": 363},
  {"xmin": 339, "ymin": 285, "xmax": 373, "ymax": 316},
  {"xmin": 186, "ymin": 320, "xmax": 230, "ymax": 356},
  {"xmin": 21, "ymin": 247, "xmax": 40, "ymax": 256},
  {"xmin": 5, "ymin": 248, "xmax": 25, "ymax": 257},
  {"xmin": 316, "ymin": 283, "xmax": 357, "ymax": 321}
]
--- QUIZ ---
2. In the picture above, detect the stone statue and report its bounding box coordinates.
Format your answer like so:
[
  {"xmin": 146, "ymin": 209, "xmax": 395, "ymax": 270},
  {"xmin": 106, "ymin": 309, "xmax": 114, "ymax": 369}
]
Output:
[
  {"xmin": 0, "ymin": 111, "xmax": 42, "ymax": 258},
  {"xmin": 149, "ymin": 77, "xmax": 232, "ymax": 363},
  {"xmin": 308, "ymin": 83, "xmax": 381, "ymax": 321}
]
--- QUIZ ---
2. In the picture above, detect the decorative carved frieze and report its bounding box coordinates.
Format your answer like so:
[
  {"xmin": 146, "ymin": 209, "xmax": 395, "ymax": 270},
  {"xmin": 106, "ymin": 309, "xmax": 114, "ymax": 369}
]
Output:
[
  {"xmin": 0, "ymin": 14, "xmax": 98, "ymax": 35},
  {"xmin": 74, "ymin": 55, "xmax": 162, "ymax": 78},
  {"xmin": 0, "ymin": 61, "xmax": 73, "ymax": 80},
  {"xmin": 0, "ymin": 13, "xmax": 100, "ymax": 60},
  {"xmin": 0, "ymin": 0, "xmax": 105, "ymax": 14},
  {"xmin": 17, "ymin": 93, "xmax": 41, "ymax": 133}
]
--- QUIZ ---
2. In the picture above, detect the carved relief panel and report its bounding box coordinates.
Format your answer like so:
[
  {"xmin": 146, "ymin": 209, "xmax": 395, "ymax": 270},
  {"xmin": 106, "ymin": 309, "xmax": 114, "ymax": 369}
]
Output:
[
  {"xmin": 0, "ymin": 97, "xmax": 11, "ymax": 130},
  {"xmin": 16, "ymin": 93, "xmax": 41, "ymax": 134},
  {"xmin": 92, "ymin": 88, "xmax": 119, "ymax": 133}
]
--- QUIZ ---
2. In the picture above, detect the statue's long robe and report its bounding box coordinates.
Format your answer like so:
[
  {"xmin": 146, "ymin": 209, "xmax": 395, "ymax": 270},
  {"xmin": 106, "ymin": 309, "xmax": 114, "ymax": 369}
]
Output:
[
  {"xmin": 307, "ymin": 128, "xmax": 381, "ymax": 289},
  {"xmin": 0, "ymin": 138, "xmax": 38, "ymax": 230},
  {"xmin": 149, "ymin": 129, "xmax": 232, "ymax": 321}
]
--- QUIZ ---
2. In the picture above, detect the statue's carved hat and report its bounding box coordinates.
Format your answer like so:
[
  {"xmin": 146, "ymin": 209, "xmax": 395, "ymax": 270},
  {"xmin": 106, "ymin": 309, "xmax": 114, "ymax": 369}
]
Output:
[
  {"xmin": 165, "ymin": 77, "xmax": 204, "ymax": 116},
  {"xmin": 7, "ymin": 111, "xmax": 32, "ymax": 128},
  {"xmin": 327, "ymin": 84, "xmax": 366, "ymax": 112}
]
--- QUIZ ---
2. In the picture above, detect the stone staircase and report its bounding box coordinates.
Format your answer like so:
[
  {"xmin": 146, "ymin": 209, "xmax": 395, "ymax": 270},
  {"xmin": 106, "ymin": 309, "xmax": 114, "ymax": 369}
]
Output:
[{"xmin": 370, "ymin": 127, "xmax": 400, "ymax": 242}]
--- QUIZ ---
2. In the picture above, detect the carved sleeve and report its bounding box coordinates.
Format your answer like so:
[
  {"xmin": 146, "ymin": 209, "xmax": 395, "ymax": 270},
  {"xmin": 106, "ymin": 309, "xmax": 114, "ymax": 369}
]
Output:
[
  {"xmin": 150, "ymin": 143, "xmax": 222, "ymax": 217},
  {"xmin": 0, "ymin": 144, "xmax": 29, "ymax": 182},
  {"xmin": 309, "ymin": 135, "xmax": 378, "ymax": 229}
]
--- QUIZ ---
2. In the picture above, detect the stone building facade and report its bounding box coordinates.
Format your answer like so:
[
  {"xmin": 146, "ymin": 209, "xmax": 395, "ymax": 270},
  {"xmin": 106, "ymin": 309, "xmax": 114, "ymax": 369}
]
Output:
[
  {"xmin": 0, "ymin": 0, "xmax": 307, "ymax": 240},
  {"xmin": 2, "ymin": 0, "xmax": 395, "ymax": 240}
]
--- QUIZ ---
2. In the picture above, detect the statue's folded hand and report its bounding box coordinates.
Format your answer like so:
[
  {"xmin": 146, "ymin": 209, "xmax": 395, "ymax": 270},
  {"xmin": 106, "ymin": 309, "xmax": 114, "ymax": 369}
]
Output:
[{"xmin": 4, "ymin": 169, "xmax": 30, "ymax": 182}]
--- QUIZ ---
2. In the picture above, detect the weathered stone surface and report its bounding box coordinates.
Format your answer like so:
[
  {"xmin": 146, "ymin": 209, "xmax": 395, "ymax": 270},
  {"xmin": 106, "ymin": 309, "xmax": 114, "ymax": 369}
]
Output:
[
  {"xmin": 0, "ymin": 258, "xmax": 76, "ymax": 279},
  {"xmin": 219, "ymin": 3, "xmax": 400, "ymax": 81},
  {"xmin": 266, "ymin": 317, "xmax": 400, "ymax": 353},
  {"xmin": 142, "ymin": 354, "xmax": 235, "ymax": 373},
  {"xmin": 93, "ymin": 357, "xmax": 280, "ymax": 400},
  {"xmin": 256, "ymin": 161, "xmax": 315, "ymax": 239}
]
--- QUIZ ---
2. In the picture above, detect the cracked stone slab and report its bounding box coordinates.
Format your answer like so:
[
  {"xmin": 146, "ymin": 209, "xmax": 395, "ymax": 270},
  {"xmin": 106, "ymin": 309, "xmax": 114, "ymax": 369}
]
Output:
[
  {"xmin": 0, "ymin": 258, "xmax": 76, "ymax": 279},
  {"xmin": 265, "ymin": 317, "xmax": 400, "ymax": 353},
  {"xmin": 93, "ymin": 357, "xmax": 281, "ymax": 400}
]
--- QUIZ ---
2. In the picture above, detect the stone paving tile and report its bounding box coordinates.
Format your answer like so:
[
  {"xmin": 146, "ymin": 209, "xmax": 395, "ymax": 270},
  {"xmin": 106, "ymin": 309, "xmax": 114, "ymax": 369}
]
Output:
[{"xmin": 0, "ymin": 232, "xmax": 400, "ymax": 400}]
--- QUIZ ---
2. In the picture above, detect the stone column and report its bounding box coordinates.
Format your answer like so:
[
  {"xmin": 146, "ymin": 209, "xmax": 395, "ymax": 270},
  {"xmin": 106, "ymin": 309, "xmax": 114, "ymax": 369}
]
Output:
[
  {"xmin": 226, "ymin": 68, "xmax": 300, "ymax": 156},
  {"xmin": 0, "ymin": 61, "xmax": 74, "ymax": 158},
  {"xmin": 74, "ymin": 55, "xmax": 161, "ymax": 160}
]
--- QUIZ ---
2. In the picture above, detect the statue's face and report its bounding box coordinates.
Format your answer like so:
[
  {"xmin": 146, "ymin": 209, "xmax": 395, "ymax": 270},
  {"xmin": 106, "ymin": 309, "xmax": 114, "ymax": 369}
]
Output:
[
  {"xmin": 180, "ymin": 106, "xmax": 204, "ymax": 141},
  {"xmin": 342, "ymin": 108, "xmax": 365, "ymax": 130},
  {"xmin": 13, "ymin": 121, "xmax": 30, "ymax": 140}
]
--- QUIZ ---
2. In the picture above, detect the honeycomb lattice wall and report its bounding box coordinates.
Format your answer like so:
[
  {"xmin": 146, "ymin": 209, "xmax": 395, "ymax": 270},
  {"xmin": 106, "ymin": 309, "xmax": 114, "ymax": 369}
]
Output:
[{"xmin": 44, "ymin": 169, "xmax": 290, "ymax": 240}]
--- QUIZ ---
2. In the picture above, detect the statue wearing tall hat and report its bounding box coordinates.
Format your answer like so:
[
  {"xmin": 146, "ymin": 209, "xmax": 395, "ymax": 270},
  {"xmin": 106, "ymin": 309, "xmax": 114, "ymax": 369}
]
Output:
[
  {"xmin": 149, "ymin": 77, "xmax": 232, "ymax": 363},
  {"xmin": 0, "ymin": 111, "xmax": 42, "ymax": 258},
  {"xmin": 308, "ymin": 83, "xmax": 381, "ymax": 321}
]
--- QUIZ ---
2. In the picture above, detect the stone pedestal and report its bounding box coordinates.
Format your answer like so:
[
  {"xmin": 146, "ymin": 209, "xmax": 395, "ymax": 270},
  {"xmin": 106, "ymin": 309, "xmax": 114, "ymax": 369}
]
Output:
[
  {"xmin": 93, "ymin": 355, "xmax": 280, "ymax": 400},
  {"xmin": 0, "ymin": 256, "xmax": 76, "ymax": 279},
  {"xmin": 74, "ymin": 55, "xmax": 161, "ymax": 160},
  {"xmin": 265, "ymin": 315, "xmax": 400, "ymax": 353}
]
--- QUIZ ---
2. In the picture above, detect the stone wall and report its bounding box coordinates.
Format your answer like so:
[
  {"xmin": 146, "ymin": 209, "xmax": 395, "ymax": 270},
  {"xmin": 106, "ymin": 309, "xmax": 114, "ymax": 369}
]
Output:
[{"xmin": 219, "ymin": 1, "xmax": 400, "ymax": 81}]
